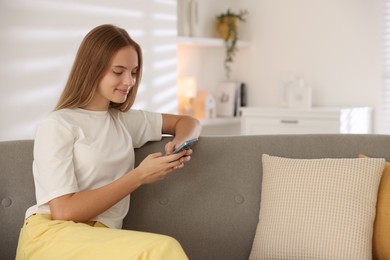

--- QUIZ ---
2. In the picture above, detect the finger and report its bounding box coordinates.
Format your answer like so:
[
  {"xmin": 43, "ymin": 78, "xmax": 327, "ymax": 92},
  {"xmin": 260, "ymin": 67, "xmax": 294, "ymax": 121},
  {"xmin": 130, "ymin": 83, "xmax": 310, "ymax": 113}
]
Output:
[
  {"xmin": 167, "ymin": 158, "xmax": 185, "ymax": 170},
  {"xmin": 165, "ymin": 150, "xmax": 187, "ymax": 162},
  {"xmin": 184, "ymin": 149, "xmax": 193, "ymax": 156},
  {"xmin": 180, "ymin": 156, "xmax": 191, "ymax": 164},
  {"xmin": 149, "ymin": 152, "xmax": 163, "ymax": 158},
  {"xmin": 165, "ymin": 142, "xmax": 175, "ymax": 155},
  {"xmin": 173, "ymin": 163, "xmax": 184, "ymax": 170}
]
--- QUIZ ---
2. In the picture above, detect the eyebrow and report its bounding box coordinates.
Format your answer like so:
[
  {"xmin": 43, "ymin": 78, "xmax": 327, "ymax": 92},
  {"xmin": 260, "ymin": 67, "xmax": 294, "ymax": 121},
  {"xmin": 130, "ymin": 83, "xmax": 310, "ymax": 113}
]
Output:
[
  {"xmin": 112, "ymin": 65, "xmax": 138, "ymax": 71},
  {"xmin": 112, "ymin": 65, "xmax": 127, "ymax": 69}
]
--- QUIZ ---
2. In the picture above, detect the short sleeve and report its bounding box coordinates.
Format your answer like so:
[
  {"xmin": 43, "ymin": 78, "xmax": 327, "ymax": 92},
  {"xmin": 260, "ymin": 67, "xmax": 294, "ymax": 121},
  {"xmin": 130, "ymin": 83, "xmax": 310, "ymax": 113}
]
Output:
[
  {"xmin": 33, "ymin": 118, "xmax": 79, "ymax": 206},
  {"xmin": 118, "ymin": 110, "xmax": 162, "ymax": 148}
]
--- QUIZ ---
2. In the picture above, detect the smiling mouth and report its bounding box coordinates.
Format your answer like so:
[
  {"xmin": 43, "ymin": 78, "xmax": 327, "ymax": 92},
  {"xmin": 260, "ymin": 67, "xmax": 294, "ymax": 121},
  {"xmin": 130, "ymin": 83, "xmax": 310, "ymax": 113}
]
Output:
[{"xmin": 115, "ymin": 88, "xmax": 129, "ymax": 95}]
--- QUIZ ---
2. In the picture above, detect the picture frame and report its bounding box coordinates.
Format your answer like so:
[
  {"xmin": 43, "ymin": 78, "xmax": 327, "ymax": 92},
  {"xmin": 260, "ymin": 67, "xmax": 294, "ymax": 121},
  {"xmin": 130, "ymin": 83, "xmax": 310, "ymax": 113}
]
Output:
[{"xmin": 215, "ymin": 82, "xmax": 236, "ymax": 117}]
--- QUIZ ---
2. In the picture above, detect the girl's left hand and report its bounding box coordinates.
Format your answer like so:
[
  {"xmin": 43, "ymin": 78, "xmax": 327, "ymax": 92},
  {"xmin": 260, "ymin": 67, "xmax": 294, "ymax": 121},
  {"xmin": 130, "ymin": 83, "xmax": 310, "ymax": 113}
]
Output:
[{"xmin": 165, "ymin": 141, "xmax": 193, "ymax": 157}]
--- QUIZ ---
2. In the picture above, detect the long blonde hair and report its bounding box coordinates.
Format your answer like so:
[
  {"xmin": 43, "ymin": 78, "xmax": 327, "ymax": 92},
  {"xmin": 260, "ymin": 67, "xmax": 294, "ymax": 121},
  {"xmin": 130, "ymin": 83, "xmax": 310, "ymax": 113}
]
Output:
[{"xmin": 55, "ymin": 24, "xmax": 143, "ymax": 112}]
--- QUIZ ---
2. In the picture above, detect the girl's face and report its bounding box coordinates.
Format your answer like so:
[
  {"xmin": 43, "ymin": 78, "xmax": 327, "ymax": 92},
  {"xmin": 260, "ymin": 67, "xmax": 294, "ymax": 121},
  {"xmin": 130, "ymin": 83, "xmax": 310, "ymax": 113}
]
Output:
[{"xmin": 85, "ymin": 46, "xmax": 139, "ymax": 111}]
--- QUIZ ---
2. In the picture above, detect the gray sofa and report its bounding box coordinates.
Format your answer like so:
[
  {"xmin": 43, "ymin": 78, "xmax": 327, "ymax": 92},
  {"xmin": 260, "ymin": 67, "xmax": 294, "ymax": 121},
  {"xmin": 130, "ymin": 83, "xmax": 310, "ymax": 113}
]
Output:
[{"xmin": 1, "ymin": 135, "xmax": 390, "ymax": 260}]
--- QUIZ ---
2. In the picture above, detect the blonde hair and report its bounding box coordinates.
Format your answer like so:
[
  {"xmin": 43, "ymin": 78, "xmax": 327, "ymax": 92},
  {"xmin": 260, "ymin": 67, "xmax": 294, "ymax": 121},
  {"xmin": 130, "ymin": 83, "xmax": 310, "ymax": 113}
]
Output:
[{"xmin": 55, "ymin": 24, "xmax": 143, "ymax": 112}]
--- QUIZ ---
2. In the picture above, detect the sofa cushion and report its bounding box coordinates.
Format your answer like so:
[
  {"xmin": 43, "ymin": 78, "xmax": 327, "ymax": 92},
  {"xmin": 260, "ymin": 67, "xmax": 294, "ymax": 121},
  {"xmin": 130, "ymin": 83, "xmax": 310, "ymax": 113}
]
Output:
[
  {"xmin": 249, "ymin": 154, "xmax": 385, "ymax": 260},
  {"xmin": 359, "ymin": 154, "xmax": 390, "ymax": 260}
]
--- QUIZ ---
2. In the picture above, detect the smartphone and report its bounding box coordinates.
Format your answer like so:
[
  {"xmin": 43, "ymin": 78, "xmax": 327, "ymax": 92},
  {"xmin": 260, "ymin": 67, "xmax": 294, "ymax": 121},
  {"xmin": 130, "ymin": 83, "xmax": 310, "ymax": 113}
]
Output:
[{"xmin": 172, "ymin": 138, "xmax": 198, "ymax": 154}]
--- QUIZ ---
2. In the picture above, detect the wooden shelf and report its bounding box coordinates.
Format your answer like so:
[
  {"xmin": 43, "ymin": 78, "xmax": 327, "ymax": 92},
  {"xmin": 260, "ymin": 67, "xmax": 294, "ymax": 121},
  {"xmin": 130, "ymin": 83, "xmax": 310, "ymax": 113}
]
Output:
[{"xmin": 177, "ymin": 36, "xmax": 250, "ymax": 47}]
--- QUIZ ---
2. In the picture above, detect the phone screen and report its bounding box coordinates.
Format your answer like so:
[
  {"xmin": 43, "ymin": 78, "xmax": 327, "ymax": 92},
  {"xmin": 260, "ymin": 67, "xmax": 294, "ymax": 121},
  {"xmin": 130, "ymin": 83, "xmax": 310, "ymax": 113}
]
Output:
[{"xmin": 172, "ymin": 138, "xmax": 198, "ymax": 154}]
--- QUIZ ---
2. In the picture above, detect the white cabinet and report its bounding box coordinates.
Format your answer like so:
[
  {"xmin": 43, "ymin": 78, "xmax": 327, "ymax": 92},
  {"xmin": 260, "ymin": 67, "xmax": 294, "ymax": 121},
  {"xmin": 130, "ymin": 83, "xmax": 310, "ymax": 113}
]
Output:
[{"xmin": 240, "ymin": 107, "xmax": 373, "ymax": 135}]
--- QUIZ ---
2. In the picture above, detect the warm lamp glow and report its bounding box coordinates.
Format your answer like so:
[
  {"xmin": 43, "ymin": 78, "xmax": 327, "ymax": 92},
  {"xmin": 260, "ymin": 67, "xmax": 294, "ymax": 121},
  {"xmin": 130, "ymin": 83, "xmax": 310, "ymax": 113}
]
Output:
[
  {"xmin": 177, "ymin": 77, "xmax": 197, "ymax": 115},
  {"xmin": 178, "ymin": 77, "xmax": 197, "ymax": 98}
]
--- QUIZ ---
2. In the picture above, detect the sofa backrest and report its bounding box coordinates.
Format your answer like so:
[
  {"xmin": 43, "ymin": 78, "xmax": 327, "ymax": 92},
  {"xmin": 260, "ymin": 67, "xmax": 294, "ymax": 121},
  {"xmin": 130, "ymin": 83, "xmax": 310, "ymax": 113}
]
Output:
[
  {"xmin": 0, "ymin": 140, "xmax": 35, "ymax": 260},
  {"xmin": 1, "ymin": 135, "xmax": 390, "ymax": 260},
  {"xmin": 125, "ymin": 134, "xmax": 390, "ymax": 260}
]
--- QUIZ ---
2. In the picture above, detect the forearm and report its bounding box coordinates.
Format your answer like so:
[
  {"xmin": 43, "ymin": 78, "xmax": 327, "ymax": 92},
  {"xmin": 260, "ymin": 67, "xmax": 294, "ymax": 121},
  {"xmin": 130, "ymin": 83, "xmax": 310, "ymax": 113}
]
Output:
[
  {"xmin": 49, "ymin": 151, "xmax": 185, "ymax": 222},
  {"xmin": 49, "ymin": 170, "xmax": 142, "ymax": 223},
  {"xmin": 171, "ymin": 115, "xmax": 202, "ymax": 143}
]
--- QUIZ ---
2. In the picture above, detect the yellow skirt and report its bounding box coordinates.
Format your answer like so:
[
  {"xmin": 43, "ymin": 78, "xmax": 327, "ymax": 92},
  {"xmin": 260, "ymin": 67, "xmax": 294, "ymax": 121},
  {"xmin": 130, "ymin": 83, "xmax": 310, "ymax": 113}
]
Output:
[{"xmin": 16, "ymin": 214, "xmax": 188, "ymax": 260}]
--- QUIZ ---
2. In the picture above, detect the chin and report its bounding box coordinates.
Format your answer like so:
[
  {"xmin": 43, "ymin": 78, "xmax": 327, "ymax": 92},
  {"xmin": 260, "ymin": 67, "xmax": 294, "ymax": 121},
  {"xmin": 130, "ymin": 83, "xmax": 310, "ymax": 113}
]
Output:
[{"xmin": 112, "ymin": 98, "xmax": 127, "ymax": 105}]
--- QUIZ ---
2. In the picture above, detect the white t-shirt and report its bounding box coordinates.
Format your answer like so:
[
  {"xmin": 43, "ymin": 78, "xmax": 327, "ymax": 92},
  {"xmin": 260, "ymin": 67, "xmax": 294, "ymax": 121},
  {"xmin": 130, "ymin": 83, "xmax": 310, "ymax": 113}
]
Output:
[{"xmin": 25, "ymin": 108, "xmax": 162, "ymax": 229}]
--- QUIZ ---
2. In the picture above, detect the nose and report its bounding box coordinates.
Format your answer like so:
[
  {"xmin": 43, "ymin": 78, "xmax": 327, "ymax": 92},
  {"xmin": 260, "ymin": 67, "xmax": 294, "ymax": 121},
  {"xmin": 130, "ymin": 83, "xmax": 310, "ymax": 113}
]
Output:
[{"xmin": 123, "ymin": 72, "xmax": 135, "ymax": 87}]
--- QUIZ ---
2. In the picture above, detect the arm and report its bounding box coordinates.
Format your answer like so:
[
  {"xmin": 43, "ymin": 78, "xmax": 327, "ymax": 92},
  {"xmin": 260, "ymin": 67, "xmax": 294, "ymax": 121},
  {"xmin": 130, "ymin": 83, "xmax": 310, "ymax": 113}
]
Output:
[
  {"xmin": 161, "ymin": 114, "xmax": 202, "ymax": 154},
  {"xmin": 49, "ymin": 113, "xmax": 201, "ymax": 223},
  {"xmin": 49, "ymin": 151, "xmax": 188, "ymax": 222}
]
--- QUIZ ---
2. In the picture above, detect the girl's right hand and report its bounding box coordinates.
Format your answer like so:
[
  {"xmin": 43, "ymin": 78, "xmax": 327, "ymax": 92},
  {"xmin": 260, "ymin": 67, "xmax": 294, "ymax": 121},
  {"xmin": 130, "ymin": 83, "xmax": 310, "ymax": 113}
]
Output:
[{"xmin": 133, "ymin": 150, "xmax": 190, "ymax": 185}]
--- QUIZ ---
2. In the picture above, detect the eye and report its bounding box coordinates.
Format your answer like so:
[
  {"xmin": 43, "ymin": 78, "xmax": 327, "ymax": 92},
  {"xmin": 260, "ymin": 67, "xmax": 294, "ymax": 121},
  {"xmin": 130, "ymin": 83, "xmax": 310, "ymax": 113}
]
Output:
[
  {"xmin": 113, "ymin": 70, "xmax": 123, "ymax": 75},
  {"xmin": 132, "ymin": 67, "xmax": 139, "ymax": 76}
]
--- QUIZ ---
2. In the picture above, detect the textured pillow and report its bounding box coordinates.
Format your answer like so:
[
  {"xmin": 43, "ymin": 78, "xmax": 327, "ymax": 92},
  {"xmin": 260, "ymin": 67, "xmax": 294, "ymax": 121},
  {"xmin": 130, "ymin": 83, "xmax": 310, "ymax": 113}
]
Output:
[
  {"xmin": 249, "ymin": 154, "xmax": 385, "ymax": 260},
  {"xmin": 359, "ymin": 154, "xmax": 390, "ymax": 260}
]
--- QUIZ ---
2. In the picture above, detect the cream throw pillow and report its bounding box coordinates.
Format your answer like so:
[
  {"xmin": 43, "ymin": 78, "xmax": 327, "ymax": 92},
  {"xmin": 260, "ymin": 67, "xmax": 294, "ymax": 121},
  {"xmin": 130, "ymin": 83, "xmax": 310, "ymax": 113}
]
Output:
[{"xmin": 249, "ymin": 154, "xmax": 385, "ymax": 260}]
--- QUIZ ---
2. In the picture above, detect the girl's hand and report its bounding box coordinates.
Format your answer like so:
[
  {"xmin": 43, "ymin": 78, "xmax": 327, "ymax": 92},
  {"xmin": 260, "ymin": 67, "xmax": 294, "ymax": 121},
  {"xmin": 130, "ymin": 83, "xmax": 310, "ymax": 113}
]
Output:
[
  {"xmin": 164, "ymin": 141, "xmax": 177, "ymax": 155},
  {"xmin": 164, "ymin": 141, "xmax": 194, "ymax": 156},
  {"xmin": 134, "ymin": 150, "xmax": 192, "ymax": 185}
]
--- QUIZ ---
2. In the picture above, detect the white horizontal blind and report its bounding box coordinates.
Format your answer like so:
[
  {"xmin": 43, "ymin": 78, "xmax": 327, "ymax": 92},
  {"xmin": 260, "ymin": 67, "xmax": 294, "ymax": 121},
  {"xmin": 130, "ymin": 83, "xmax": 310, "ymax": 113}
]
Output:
[
  {"xmin": 381, "ymin": 0, "xmax": 390, "ymax": 133},
  {"xmin": 0, "ymin": 0, "xmax": 177, "ymax": 141}
]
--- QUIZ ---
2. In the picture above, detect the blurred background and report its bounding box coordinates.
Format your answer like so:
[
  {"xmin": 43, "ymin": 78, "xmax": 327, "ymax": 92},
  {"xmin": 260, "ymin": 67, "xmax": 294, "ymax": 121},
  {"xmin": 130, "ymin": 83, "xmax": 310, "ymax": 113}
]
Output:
[{"xmin": 0, "ymin": 0, "xmax": 387, "ymax": 140}]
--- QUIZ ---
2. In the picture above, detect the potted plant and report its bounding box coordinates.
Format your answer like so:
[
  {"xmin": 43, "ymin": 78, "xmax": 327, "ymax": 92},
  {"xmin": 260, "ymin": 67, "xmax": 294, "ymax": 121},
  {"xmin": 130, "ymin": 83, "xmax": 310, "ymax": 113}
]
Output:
[{"xmin": 216, "ymin": 9, "xmax": 248, "ymax": 79}]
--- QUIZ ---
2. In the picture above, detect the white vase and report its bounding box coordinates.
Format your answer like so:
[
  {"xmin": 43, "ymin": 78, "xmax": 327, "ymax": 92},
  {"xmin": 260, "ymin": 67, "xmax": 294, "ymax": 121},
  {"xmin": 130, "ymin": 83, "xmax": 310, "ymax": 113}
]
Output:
[
  {"xmin": 189, "ymin": 0, "xmax": 199, "ymax": 37},
  {"xmin": 178, "ymin": 0, "xmax": 190, "ymax": 36}
]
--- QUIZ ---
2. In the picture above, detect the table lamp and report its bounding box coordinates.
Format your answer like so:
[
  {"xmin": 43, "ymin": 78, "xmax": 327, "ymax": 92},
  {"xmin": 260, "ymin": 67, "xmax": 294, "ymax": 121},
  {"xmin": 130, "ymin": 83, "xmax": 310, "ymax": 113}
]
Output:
[{"xmin": 178, "ymin": 77, "xmax": 197, "ymax": 116}]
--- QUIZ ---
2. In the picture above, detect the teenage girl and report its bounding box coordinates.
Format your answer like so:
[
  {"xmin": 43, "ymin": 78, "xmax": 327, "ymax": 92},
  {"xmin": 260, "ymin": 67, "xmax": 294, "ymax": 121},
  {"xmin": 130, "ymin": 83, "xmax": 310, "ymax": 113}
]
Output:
[{"xmin": 16, "ymin": 24, "xmax": 201, "ymax": 260}]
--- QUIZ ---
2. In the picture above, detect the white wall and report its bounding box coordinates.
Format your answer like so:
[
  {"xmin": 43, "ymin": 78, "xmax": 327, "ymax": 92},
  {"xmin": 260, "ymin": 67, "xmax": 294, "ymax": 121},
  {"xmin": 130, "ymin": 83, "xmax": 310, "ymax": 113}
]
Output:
[
  {"xmin": 0, "ymin": 0, "xmax": 385, "ymax": 140},
  {"xmin": 0, "ymin": 0, "xmax": 177, "ymax": 141},
  {"xmin": 240, "ymin": 0, "xmax": 383, "ymax": 108},
  {"xmin": 179, "ymin": 0, "xmax": 384, "ymax": 132}
]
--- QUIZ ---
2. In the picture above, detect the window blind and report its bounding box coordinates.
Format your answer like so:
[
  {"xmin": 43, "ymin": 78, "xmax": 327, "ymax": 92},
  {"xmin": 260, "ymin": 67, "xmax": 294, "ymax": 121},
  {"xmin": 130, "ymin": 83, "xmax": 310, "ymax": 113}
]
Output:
[{"xmin": 381, "ymin": 0, "xmax": 390, "ymax": 133}]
